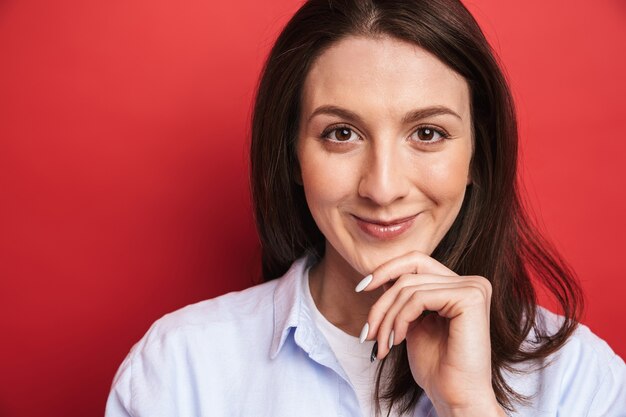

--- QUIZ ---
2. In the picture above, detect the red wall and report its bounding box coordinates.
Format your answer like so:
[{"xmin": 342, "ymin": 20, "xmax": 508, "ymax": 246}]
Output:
[{"xmin": 0, "ymin": 1, "xmax": 624, "ymax": 416}]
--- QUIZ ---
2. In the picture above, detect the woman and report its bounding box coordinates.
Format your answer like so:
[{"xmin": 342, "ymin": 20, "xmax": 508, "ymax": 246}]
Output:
[{"xmin": 106, "ymin": 0, "xmax": 626, "ymax": 416}]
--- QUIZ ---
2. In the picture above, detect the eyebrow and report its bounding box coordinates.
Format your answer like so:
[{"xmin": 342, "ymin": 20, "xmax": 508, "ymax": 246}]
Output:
[{"xmin": 307, "ymin": 104, "xmax": 463, "ymax": 124}]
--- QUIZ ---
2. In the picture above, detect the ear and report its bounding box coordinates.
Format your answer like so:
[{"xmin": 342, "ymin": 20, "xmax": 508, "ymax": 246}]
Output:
[{"xmin": 466, "ymin": 171, "xmax": 472, "ymax": 186}]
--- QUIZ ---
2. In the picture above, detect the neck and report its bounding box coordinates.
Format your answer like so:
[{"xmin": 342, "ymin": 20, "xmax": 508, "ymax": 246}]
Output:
[{"xmin": 308, "ymin": 244, "xmax": 383, "ymax": 337}]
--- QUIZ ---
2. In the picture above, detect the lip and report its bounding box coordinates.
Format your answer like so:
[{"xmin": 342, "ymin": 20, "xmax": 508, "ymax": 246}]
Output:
[{"xmin": 352, "ymin": 214, "xmax": 418, "ymax": 240}]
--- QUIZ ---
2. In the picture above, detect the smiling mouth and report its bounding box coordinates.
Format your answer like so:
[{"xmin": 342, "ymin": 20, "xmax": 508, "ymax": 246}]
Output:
[{"xmin": 352, "ymin": 214, "xmax": 418, "ymax": 240}]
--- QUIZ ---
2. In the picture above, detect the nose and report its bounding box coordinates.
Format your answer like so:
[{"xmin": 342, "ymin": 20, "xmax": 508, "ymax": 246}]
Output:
[{"xmin": 357, "ymin": 140, "xmax": 410, "ymax": 206}]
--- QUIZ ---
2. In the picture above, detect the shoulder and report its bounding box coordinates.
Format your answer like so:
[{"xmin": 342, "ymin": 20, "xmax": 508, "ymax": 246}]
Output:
[
  {"xmin": 535, "ymin": 306, "xmax": 620, "ymax": 369},
  {"xmin": 148, "ymin": 279, "xmax": 278, "ymax": 334},
  {"xmin": 106, "ymin": 279, "xmax": 283, "ymax": 416},
  {"xmin": 133, "ymin": 279, "xmax": 280, "ymax": 353},
  {"xmin": 105, "ymin": 256, "xmax": 314, "ymax": 416},
  {"xmin": 115, "ymin": 256, "xmax": 310, "ymax": 363},
  {"xmin": 510, "ymin": 307, "xmax": 626, "ymax": 416}
]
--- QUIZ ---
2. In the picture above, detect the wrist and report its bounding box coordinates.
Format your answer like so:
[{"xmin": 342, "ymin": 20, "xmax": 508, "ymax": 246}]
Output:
[{"xmin": 432, "ymin": 398, "xmax": 508, "ymax": 417}]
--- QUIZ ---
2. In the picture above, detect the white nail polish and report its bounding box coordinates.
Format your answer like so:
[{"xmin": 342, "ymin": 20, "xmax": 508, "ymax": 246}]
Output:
[
  {"xmin": 359, "ymin": 323, "xmax": 369, "ymax": 343},
  {"xmin": 388, "ymin": 330, "xmax": 395, "ymax": 350},
  {"xmin": 355, "ymin": 274, "xmax": 373, "ymax": 292}
]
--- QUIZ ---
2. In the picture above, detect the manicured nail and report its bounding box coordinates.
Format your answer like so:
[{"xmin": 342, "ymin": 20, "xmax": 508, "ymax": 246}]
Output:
[
  {"xmin": 355, "ymin": 274, "xmax": 373, "ymax": 292},
  {"xmin": 370, "ymin": 341, "xmax": 378, "ymax": 363},
  {"xmin": 388, "ymin": 330, "xmax": 395, "ymax": 350},
  {"xmin": 359, "ymin": 323, "xmax": 369, "ymax": 343}
]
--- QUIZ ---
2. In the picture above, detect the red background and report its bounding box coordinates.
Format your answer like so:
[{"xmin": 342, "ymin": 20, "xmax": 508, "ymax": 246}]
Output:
[{"xmin": 0, "ymin": 1, "xmax": 624, "ymax": 416}]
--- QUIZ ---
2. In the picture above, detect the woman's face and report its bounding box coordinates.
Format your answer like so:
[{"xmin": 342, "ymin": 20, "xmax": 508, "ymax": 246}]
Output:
[{"xmin": 297, "ymin": 36, "xmax": 473, "ymax": 276}]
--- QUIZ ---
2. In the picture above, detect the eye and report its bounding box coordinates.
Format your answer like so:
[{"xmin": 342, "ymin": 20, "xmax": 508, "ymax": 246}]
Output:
[
  {"xmin": 409, "ymin": 126, "xmax": 448, "ymax": 145},
  {"xmin": 322, "ymin": 126, "xmax": 360, "ymax": 142}
]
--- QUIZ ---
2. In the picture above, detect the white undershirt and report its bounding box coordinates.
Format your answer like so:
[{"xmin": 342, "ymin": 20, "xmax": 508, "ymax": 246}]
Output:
[{"xmin": 303, "ymin": 267, "xmax": 382, "ymax": 417}]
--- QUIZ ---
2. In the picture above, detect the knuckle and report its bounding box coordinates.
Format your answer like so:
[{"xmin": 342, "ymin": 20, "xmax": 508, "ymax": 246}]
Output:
[
  {"xmin": 398, "ymin": 285, "xmax": 415, "ymax": 299},
  {"xmin": 473, "ymin": 275, "xmax": 493, "ymax": 297},
  {"xmin": 397, "ymin": 303, "xmax": 420, "ymax": 326},
  {"xmin": 393, "ymin": 315, "xmax": 407, "ymax": 331},
  {"xmin": 409, "ymin": 250, "xmax": 426, "ymax": 265},
  {"xmin": 465, "ymin": 276, "xmax": 491, "ymax": 294},
  {"xmin": 392, "ymin": 312, "xmax": 405, "ymax": 328},
  {"xmin": 464, "ymin": 284, "xmax": 487, "ymax": 304},
  {"xmin": 396, "ymin": 273, "xmax": 414, "ymax": 286},
  {"xmin": 408, "ymin": 291, "xmax": 422, "ymax": 305}
]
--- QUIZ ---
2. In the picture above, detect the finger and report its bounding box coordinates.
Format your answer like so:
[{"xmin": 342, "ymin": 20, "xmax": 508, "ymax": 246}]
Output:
[
  {"xmin": 365, "ymin": 275, "xmax": 467, "ymax": 340},
  {"xmin": 376, "ymin": 282, "xmax": 492, "ymax": 359},
  {"xmin": 355, "ymin": 250, "xmax": 457, "ymax": 293},
  {"xmin": 374, "ymin": 283, "xmax": 464, "ymax": 358}
]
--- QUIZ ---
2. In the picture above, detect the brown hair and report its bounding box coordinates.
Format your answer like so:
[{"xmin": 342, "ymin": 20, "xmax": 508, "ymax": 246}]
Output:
[{"xmin": 250, "ymin": 0, "xmax": 583, "ymax": 414}]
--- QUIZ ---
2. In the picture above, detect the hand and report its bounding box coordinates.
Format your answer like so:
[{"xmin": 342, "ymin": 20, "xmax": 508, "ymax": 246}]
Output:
[{"xmin": 356, "ymin": 251, "xmax": 506, "ymax": 417}]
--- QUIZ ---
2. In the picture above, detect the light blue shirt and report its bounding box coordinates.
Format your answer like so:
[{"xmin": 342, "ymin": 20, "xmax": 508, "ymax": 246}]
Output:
[{"xmin": 105, "ymin": 256, "xmax": 626, "ymax": 416}]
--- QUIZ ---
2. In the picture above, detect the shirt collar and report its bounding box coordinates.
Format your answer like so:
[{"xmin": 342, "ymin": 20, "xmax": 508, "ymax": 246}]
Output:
[
  {"xmin": 270, "ymin": 256, "xmax": 436, "ymax": 415},
  {"xmin": 270, "ymin": 255, "xmax": 316, "ymax": 359}
]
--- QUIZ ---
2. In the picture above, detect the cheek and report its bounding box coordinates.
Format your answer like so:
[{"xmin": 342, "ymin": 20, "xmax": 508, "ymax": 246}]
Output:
[
  {"xmin": 419, "ymin": 153, "xmax": 471, "ymax": 204},
  {"xmin": 298, "ymin": 146, "xmax": 355, "ymax": 218}
]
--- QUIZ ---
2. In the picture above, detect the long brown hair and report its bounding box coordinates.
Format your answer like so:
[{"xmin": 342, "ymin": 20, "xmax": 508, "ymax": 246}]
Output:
[{"xmin": 250, "ymin": 0, "xmax": 583, "ymax": 414}]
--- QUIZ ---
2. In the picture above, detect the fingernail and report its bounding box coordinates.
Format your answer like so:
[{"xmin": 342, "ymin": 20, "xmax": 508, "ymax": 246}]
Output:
[
  {"xmin": 359, "ymin": 323, "xmax": 369, "ymax": 344},
  {"xmin": 355, "ymin": 274, "xmax": 373, "ymax": 292},
  {"xmin": 388, "ymin": 330, "xmax": 394, "ymax": 350},
  {"xmin": 370, "ymin": 341, "xmax": 378, "ymax": 363}
]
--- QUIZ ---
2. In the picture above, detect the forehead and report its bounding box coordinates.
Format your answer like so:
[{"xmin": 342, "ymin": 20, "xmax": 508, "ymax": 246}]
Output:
[{"xmin": 301, "ymin": 35, "xmax": 470, "ymax": 120}]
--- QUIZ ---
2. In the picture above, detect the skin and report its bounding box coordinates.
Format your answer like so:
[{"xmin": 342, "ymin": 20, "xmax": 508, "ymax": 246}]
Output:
[{"xmin": 296, "ymin": 36, "xmax": 507, "ymax": 417}]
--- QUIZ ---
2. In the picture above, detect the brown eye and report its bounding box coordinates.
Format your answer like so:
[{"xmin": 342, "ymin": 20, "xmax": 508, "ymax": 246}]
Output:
[
  {"xmin": 325, "ymin": 127, "xmax": 358, "ymax": 142},
  {"xmin": 411, "ymin": 127, "xmax": 446, "ymax": 144},
  {"xmin": 418, "ymin": 128, "xmax": 435, "ymax": 141},
  {"xmin": 335, "ymin": 128, "xmax": 353, "ymax": 141}
]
